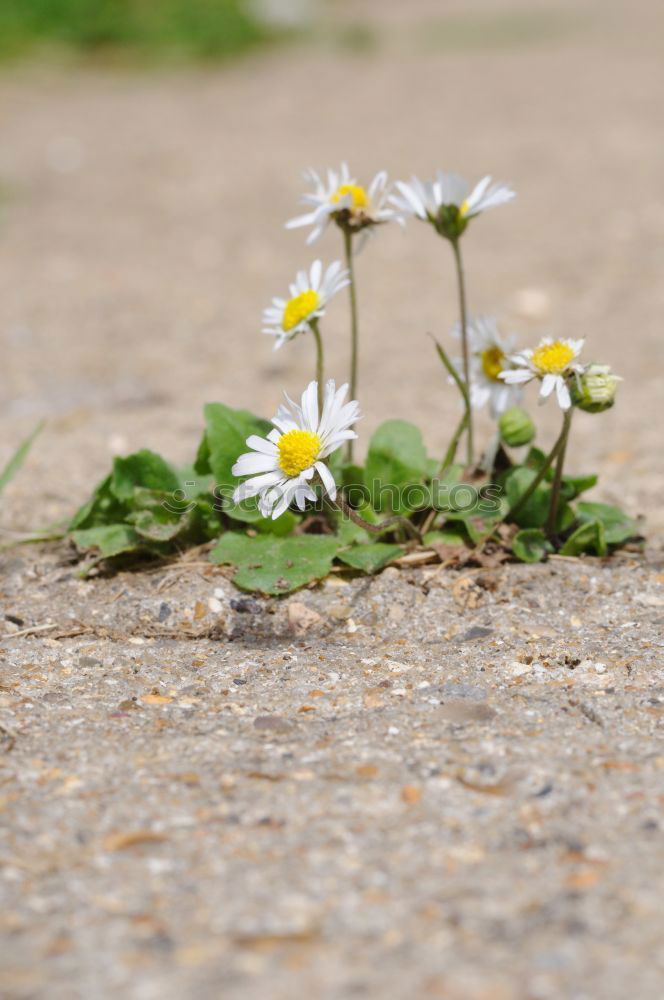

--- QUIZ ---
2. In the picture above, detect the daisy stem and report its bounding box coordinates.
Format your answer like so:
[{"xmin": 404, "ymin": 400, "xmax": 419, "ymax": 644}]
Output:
[
  {"xmin": 432, "ymin": 336, "xmax": 471, "ymax": 473},
  {"xmin": 506, "ymin": 426, "xmax": 566, "ymax": 523},
  {"xmin": 310, "ymin": 319, "xmax": 324, "ymax": 411},
  {"xmin": 343, "ymin": 228, "xmax": 359, "ymax": 461},
  {"xmin": 333, "ymin": 494, "xmax": 421, "ymax": 543},
  {"xmin": 545, "ymin": 408, "xmax": 573, "ymax": 537},
  {"xmin": 450, "ymin": 238, "xmax": 474, "ymax": 467}
]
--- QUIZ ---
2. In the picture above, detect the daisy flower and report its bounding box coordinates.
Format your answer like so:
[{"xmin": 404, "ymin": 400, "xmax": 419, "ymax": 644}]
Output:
[
  {"xmin": 454, "ymin": 315, "xmax": 523, "ymax": 418},
  {"xmin": 500, "ymin": 337, "xmax": 585, "ymax": 410},
  {"xmin": 390, "ymin": 171, "xmax": 515, "ymax": 239},
  {"xmin": 262, "ymin": 260, "xmax": 349, "ymax": 350},
  {"xmin": 232, "ymin": 379, "xmax": 360, "ymax": 520},
  {"xmin": 286, "ymin": 163, "xmax": 393, "ymax": 244}
]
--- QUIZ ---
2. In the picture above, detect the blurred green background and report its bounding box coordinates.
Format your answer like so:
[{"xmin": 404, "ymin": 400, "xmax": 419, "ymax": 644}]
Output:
[{"xmin": 0, "ymin": 0, "xmax": 286, "ymax": 62}]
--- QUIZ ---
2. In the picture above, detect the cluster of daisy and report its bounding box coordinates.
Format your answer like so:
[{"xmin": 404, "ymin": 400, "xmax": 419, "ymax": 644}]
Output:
[{"xmin": 235, "ymin": 163, "xmax": 621, "ymax": 523}]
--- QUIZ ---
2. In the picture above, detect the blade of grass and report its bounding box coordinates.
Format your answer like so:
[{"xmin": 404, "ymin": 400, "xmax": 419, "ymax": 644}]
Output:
[{"xmin": 0, "ymin": 421, "xmax": 44, "ymax": 497}]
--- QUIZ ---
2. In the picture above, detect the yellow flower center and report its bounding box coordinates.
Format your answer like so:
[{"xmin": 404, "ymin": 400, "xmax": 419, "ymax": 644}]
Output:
[
  {"xmin": 277, "ymin": 429, "xmax": 321, "ymax": 477},
  {"xmin": 531, "ymin": 341, "xmax": 575, "ymax": 376},
  {"xmin": 459, "ymin": 198, "xmax": 470, "ymax": 217},
  {"xmin": 480, "ymin": 346, "xmax": 505, "ymax": 382},
  {"xmin": 282, "ymin": 290, "xmax": 319, "ymax": 333},
  {"xmin": 331, "ymin": 183, "xmax": 368, "ymax": 210}
]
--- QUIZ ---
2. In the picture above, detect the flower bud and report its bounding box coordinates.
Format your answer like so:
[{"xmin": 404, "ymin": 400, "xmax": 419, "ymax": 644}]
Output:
[
  {"xmin": 570, "ymin": 364, "xmax": 621, "ymax": 413},
  {"xmin": 498, "ymin": 407, "xmax": 536, "ymax": 447}
]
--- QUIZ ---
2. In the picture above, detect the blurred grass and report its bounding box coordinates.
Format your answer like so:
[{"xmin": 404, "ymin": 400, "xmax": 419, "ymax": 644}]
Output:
[{"xmin": 0, "ymin": 0, "xmax": 282, "ymax": 63}]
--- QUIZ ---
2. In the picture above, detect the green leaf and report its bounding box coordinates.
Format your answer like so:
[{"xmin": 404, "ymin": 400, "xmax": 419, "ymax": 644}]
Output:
[
  {"xmin": 512, "ymin": 528, "xmax": 553, "ymax": 563},
  {"xmin": 505, "ymin": 466, "xmax": 551, "ymax": 528},
  {"xmin": 560, "ymin": 519, "xmax": 608, "ymax": 557},
  {"xmin": 111, "ymin": 449, "xmax": 180, "ymax": 501},
  {"xmin": 446, "ymin": 512, "xmax": 503, "ymax": 545},
  {"xmin": 424, "ymin": 524, "xmax": 469, "ymax": 546},
  {"xmin": 334, "ymin": 513, "xmax": 369, "ymax": 546},
  {"xmin": 0, "ymin": 422, "xmax": 43, "ymax": 497},
  {"xmin": 524, "ymin": 446, "xmax": 548, "ymax": 471},
  {"xmin": 556, "ymin": 502, "xmax": 576, "ymax": 533},
  {"xmin": 559, "ymin": 473, "xmax": 598, "ymax": 500},
  {"xmin": 575, "ymin": 501, "xmax": 640, "ymax": 546},
  {"xmin": 71, "ymin": 524, "xmax": 140, "ymax": 559},
  {"xmin": 365, "ymin": 420, "xmax": 429, "ymax": 514},
  {"xmin": 128, "ymin": 508, "xmax": 190, "ymax": 543},
  {"xmin": 201, "ymin": 402, "xmax": 279, "ymax": 525},
  {"xmin": 252, "ymin": 509, "xmax": 299, "ymax": 537},
  {"xmin": 193, "ymin": 431, "xmax": 212, "ymax": 476},
  {"xmin": 337, "ymin": 542, "xmax": 402, "ymax": 573},
  {"xmin": 70, "ymin": 474, "xmax": 128, "ymax": 530},
  {"xmin": 210, "ymin": 533, "xmax": 339, "ymax": 595},
  {"xmin": 202, "ymin": 402, "xmax": 271, "ymax": 490}
]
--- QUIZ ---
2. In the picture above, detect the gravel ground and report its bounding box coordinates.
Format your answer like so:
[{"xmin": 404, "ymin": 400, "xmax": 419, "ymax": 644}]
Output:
[{"xmin": 1, "ymin": 1, "xmax": 664, "ymax": 997}]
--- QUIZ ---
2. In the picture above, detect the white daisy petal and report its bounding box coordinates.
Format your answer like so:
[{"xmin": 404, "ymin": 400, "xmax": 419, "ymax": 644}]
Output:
[
  {"xmin": 556, "ymin": 378, "xmax": 571, "ymax": 410},
  {"xmin": 232, "ymin": 379, "xmax": 360, "ymax": 520},
  {"xmin": 231, "ymin": 453, "xmax": 278, "ymax": 477},
  {"xmin": 315, "ymin": 461, "xmax": 337, "ymax": 500},
  {"xmin": 391, "ymin": 170, "xmax": 515, "ymax": 230},
  {"xmin": 285, "ymin": 163, "xmax": 393, "ymax": 243}
]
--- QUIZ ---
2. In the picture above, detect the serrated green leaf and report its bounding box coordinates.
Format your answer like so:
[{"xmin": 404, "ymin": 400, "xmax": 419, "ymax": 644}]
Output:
[
  {"xmin": 72, "ymin": 524, "xmax": 140, "ymax": 558},
  {"xmin": 202, "ymin": 402, "xmax": 271, "ymax": 490},
  {"xmin": 337, "ymin": 542, "xmax": 402, "ymax": 573},
  {"xmin": 365, "ymin": 419, "xmax": 429, "ymax": 514},
  {"xmin": 111, "ymin": 449, "xmax": 180, "ymax": 501},
  {"xmin": 70, "ymin": 474, "xmax": 129, "ymax": 530},
  {"xmin": 0, "ymin": 422, "xmax": 43, "ymax": 497},
  {"xmin": 201, "ymin": 402, "xmax": 285, "ymax": 527},
  {"xmin": 560, "ymin": 519, "xmax": 608, "ymax": 557},
  {"xmin": 512, "ymin": 528, "xmax": 553, "ymax": 563},
  {"xmin": 210, "ymin": 533, "xmax": 339, "ymax": 595},
  {"xmin": 128, "ymin": 508, "xmax": 188, "ymax": 543},
  {"xmin": 575, "ymin": 502, "xmax": 640, "ymax": 546}
]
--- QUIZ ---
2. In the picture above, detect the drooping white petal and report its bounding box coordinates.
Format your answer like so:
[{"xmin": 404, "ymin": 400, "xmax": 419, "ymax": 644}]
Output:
[
  {"xmin": 233, "ymin": 471, "xmax": 283, "ymax": 502},
  {"xmin": 556, "ymin": 378, "xmax": 571, "ymax": 410},
  {"xmin": 315, "ymin": 461, "xmax": 337, "ymax": 501},
  {"xmin": 232, "ymin": 452, "xmax": 279, "ymax": 477}
]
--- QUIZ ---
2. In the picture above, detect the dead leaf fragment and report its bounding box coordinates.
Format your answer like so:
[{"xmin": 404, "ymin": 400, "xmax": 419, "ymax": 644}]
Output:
[
  {"xmin": 564, "ymin": 867, "xmax": 601, "ymax": 889},
  {"xmin": 401, "ymin": 785, "xmax": 422, "ymax": 805},
  {"xmin": 103, "ymin": 830, "xmax": 167, "ymax": 852}
]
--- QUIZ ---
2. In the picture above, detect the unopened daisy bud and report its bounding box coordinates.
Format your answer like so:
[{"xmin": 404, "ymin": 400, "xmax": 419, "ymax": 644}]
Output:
[
  {"xmin": 498, "ymin": 407, "xmax": 536, "ymax": 447},
  {"xmin": 570, "ymin": 364, "xmax": 622, "ymax": 413}
]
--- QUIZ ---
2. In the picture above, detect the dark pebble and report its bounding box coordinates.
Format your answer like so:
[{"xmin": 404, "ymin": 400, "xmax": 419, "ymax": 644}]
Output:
[
  {"xmin": 459, "ymin": 626, "xmax": 494, "ymax": 641},
  {"xmin": 231, "ymin": 598, "xmax": 262, "ymax": 614}
]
